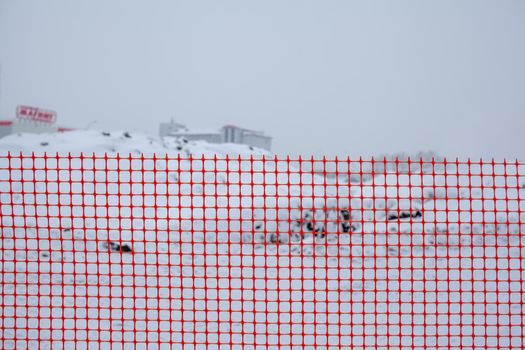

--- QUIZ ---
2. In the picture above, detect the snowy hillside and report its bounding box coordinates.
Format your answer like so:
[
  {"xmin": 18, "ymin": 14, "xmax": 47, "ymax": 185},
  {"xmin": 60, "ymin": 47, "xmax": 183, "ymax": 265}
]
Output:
[
  {"xmin": 0, "ymin": 130, "xmax": 352, "ymax": 244},
  {"xmin": 0, "ymin": 130, "xmax": 523, "ymax": 243},
  {"xmin": 0, "ymin": 130, "xmax": 271, "ymax": 157},
  {"xmin": 0, "ymin": 131, "xmax": 524, "ymax": 349}
]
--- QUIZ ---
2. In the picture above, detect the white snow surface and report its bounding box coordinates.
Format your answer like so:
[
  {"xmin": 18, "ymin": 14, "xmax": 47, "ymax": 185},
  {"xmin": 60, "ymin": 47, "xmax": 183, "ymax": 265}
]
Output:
[
  {"xmin": 0, "ymin": 131, "xmax": 524, "ymax": 349},
  {"xmin": 0, "ymin": 130, "xmax": 271, "ymax": 157}
]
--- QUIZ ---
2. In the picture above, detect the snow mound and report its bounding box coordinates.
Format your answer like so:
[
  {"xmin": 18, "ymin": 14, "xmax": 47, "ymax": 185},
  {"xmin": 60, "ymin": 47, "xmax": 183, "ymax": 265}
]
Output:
[
  {"xmin": 0, "ymin": 130, "xmax": 272, "ymax": 157},
  {"xmin": 1, "ymin": 132, "xmax": 524, "ymax": 349}
]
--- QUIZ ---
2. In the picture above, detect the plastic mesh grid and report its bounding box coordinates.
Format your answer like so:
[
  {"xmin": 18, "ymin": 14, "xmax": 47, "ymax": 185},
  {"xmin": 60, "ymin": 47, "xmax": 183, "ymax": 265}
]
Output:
[{"xmin": 0, "ymin": 153, "xmax": 523, "ymax": 349}]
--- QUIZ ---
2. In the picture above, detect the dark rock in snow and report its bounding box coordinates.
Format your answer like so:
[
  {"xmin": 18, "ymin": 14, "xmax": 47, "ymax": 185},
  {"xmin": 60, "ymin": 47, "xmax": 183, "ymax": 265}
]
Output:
[
  {"xmin": 103, "ymin": 241, "xmax": 132, "ymax": 253},
  {"xmin": 340, "ymin": 209, "xmax": 351, "ymax": 221},
  {"xmin": 341, "ymin": 222, "xmax": 352, "ymax": 233},
  {"xmin": 387, "ymin": 210, "xmax": 422, "ymax": 221},
  {"xmin": 287, "ymin": 207, "xmax": 355, "ymax": 241},
  {"xmin": 267, "ymin": 233, "xmax": 287, "ymax": 244},
  {"xmin": 123, "ymin": 132, "xmax": 132, "ymax": 138},
  {"xmin": 102, "ymin": 132, "xmax": 111, "ymax": 136},
  {"xmin": 40, "ymin": 142, "xmax": 49, "ymax": 146},
  {"xmin": 305, "ymin": 222, "xmax": 314, "ymax": 231},
  {"xmin": 120, "ymin": 244, "xmax": 132, "ymax": 252}
]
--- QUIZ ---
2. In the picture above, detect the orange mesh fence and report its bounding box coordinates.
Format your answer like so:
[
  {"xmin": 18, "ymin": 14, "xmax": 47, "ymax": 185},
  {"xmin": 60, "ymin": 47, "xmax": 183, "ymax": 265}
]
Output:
[{"xmin": 0, "ymin": 153, "xmax": 523, "ymax": 349}]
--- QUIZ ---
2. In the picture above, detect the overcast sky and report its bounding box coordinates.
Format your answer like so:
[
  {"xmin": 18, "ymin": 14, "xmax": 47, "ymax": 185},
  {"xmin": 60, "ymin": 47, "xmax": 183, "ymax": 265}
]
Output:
[{"xmin": 0, "ymin": 0, "xmax": 524, "ymax": 159}]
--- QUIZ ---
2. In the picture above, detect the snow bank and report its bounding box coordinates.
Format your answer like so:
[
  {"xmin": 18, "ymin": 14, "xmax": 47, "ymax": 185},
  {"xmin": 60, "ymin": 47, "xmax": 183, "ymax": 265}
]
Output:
[{"xmin": 1, "ymin": 131, "xmax": 524, "ymax": 349}]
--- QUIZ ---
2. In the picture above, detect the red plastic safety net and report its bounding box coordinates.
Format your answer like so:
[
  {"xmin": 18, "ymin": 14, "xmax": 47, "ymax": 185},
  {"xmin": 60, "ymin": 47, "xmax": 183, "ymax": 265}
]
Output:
[{"xmin": 0, "ymin": 154, "xmax": 523, "ymax": 349}]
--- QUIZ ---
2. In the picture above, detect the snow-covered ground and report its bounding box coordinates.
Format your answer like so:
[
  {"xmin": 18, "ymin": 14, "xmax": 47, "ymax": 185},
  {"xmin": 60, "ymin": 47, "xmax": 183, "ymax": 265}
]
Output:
[{"xmin": 0, "ymin": 131, "xmax": 524, "ymax": 349}]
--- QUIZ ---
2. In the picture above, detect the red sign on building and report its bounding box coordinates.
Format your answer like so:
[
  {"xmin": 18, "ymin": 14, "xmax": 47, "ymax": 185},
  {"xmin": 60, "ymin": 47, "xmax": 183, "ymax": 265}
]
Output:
[{"xmin": 16, "ymin": 105, "xmax": 57, "ymax": 124}]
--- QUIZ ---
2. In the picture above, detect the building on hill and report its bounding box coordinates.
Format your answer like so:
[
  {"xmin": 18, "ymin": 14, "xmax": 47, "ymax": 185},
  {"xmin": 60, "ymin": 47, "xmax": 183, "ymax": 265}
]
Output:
[
  {"xmin": 0, "ymin": 120, "xmax": 14, "ymax": 139},
  {"xmin": 159, "ymin": 120, "xmax": 272, "ymax": 151},
  {"xmin": 0, "ymin": 119, "xmax": 75, "ymax": 139},
  {"xmin": 158, "ymin": 120, "xmax": 188, "ymax": 137}
]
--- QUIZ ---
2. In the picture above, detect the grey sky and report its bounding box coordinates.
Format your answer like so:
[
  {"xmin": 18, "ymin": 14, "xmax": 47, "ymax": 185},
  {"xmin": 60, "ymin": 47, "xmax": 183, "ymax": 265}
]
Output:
[{"xmin": 1, "ymin": 0, "xmax": 524, "ymax": 159}]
